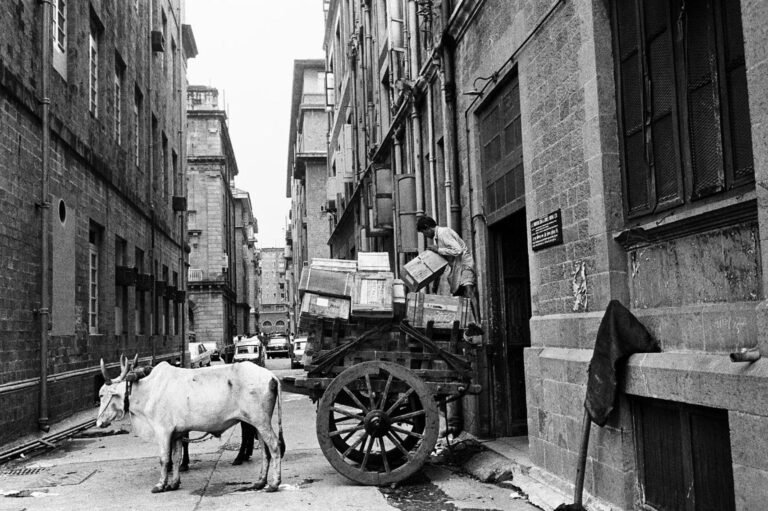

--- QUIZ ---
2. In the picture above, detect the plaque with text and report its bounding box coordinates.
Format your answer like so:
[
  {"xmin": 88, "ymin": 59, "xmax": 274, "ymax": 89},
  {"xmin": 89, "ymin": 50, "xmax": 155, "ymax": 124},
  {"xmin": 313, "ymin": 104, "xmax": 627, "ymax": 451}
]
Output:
[{"xmin": 530, "ymin": 209, "xmax": 563, "ymax": 251}]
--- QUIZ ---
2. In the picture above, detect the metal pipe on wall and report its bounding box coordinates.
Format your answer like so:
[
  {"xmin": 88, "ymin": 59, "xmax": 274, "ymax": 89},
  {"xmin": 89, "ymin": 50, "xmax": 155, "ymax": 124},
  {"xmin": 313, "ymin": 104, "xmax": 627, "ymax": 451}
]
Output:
[
  {"xmin": 177, "ymin": 0, "xmax": 186, "ymax": 368},
  {"xmin": 426, "ymin": 85, "xmax": 438, "ymax": 219},
  {"xmin": 407, "ymin": 0, "xmax": 424, "ymax": 253},
  {"xmin": 439, "ymin": 0, "xmax": 461, "ymax": 234},
  {"xmin": 38, "ymin": 0, "xmax": 53, "ymax": 432}
]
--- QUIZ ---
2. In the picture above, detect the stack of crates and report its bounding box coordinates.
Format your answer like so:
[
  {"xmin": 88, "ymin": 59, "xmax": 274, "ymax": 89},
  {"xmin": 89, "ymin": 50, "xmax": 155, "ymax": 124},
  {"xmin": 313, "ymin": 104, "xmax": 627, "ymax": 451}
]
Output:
[
  {"xmin": 298, "ymin": 258, "xmax": 357, "ymax": 330},
  {"xmin": 352, "ymin": 252, "xmax": 394, "ymax": 319}
]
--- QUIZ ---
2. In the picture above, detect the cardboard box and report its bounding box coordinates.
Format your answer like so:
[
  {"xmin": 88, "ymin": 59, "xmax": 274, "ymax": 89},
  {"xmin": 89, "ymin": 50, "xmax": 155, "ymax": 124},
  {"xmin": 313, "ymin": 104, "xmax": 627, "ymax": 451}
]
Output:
[
  {"xmin": 298, "ymin": 266, "xmax": 355, "ymax": 298},
  {"xmin": 357, "ymin": 252, "xmax": 391, "ymax": 272},
  {"xmin": 406, "ymin": 293, "xmax": 470, "ymax": 329},
  {"xmin": 401, "ymin": 251, "xmax": 448, "ymax": 291},
  {"xmin": 300, "ymin": 292, "xmax": 351, "ymax": 324},
  {"xmin": 351, "ymin": 272, "xmax": 394, "ymax": 318}
]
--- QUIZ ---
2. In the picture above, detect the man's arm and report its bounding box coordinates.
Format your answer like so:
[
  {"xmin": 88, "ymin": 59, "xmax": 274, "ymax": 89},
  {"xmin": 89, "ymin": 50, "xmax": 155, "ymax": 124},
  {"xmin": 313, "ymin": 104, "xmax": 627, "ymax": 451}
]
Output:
[{"xmin": 436, "ymin": 228, "xmax": 464, "ymax": 257}]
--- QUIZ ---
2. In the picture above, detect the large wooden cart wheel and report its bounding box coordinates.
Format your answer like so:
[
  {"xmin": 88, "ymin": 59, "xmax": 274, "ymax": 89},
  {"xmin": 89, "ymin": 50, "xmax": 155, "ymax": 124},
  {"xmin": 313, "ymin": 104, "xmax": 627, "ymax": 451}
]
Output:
[{"xmin": 316, "ymin": 360, "xmax": 439, "ymax": 485}]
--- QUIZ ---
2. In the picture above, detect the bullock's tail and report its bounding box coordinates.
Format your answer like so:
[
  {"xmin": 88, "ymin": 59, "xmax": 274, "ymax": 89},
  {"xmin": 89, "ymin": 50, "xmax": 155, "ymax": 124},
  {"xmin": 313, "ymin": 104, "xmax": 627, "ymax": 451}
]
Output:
[{"xmin": 275, "ymin": 375, "xmax": 286, "ymax": 457}]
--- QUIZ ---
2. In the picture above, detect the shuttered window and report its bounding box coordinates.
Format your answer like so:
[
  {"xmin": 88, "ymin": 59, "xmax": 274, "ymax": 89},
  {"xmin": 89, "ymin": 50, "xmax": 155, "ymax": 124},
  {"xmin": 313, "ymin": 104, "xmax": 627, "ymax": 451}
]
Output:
[
  {"xmin": 612, "ymin": 0, "xmax": 753, "ymax": 220},
  {"xmin": 478, "ymin": 73, "xmax": 525, "ymax": 223},
  {"xmin": 632, "ymin": 397, "xmax": 735, "ymax": 511}
]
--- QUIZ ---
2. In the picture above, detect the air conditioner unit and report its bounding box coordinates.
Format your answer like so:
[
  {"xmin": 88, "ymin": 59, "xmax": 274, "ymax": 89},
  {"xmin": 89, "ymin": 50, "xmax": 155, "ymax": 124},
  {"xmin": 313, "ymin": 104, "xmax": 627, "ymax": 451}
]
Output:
[
  {"xmin": 222, "ymin": 254, "xmax": 229, "ymax": 268},
  {"xmin": 325, "ymin": 199, "xmax": 337, "ymax": 213}
]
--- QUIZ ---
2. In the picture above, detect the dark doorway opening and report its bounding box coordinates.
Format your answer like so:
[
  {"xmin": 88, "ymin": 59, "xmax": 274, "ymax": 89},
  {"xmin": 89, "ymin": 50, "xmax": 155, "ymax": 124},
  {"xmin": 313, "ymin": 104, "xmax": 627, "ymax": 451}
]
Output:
[{"xmin": 488, "ymin": 209, "xmax": 531, "ymax": 436}]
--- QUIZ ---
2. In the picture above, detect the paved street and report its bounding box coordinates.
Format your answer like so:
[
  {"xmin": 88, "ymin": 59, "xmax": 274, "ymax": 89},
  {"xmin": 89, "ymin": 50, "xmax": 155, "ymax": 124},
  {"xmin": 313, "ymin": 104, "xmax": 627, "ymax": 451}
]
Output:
[{"xmin": 0, "ymin": 359, "xmax": 539, "ymax": 511}]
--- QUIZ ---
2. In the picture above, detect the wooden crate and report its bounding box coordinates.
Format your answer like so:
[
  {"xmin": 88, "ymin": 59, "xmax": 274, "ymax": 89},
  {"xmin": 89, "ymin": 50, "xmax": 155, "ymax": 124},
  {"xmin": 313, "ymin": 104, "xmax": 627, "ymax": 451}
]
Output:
[
  {"xmin": 406, "ymin": 293, "xmax": 471, "ymax": 329},
  {"xmin": 357, "ymin": 251, "xmax": 391, "ymax": 272},
  {"xmin": 300, "ymin": 292, "xmax": 351, "ymax": 324},
  {"xmin": 351, "ymin": 272, "xmax": 394, "ymax": 318},
  {"xmin": 298, "ymin": 266, "xmax": 355, "ymax": 298},
  {"xmin": 310, "ymin": 257, "xmax": 357, "ymax": 272},
  {"xmin": 401, "ymin": 251, "xmax": 448, "ymax": 291}
]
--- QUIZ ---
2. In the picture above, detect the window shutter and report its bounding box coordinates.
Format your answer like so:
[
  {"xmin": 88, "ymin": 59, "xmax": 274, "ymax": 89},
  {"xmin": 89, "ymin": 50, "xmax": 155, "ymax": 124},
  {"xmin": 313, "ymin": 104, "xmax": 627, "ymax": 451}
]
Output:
[
  {"xmin": 644, "ymin": 0, "xmax": 683, "ymax": 210},
  {"xmin": 616, "ymin": 1, "xmax": 653, "ymax": 216},
  {"xmin": 685, "ymin": 0, "xmax": 725, "ymax": 199},
  {"xmin": 721, "ymin": 0, "xmax": 754, "ymax": 185}
]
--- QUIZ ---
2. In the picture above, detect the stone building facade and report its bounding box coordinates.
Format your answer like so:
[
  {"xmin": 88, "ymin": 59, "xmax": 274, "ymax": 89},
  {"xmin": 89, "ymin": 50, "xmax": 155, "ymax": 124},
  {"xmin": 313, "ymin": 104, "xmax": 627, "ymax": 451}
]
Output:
[
  {"xmin": 233, "ymin": 188, "xmax": 258, "ymax": 336},
  {"xmin": 258, "ymin": 248, "xmax": 289, "ymax": 336},
  {"xmin": 286, "ymin": 59, "xmax": 330, "ymax": 333},
  {"xmin": 0, "ymin": 0, "xmax": 195, "ymax": 444},
  {"xmin": 322, "ymin": 0, "xmax": 768, "ymax": 508},
  {"xmin": 186, "ymin": 86, "xmax": 241, "ymax": 359}
]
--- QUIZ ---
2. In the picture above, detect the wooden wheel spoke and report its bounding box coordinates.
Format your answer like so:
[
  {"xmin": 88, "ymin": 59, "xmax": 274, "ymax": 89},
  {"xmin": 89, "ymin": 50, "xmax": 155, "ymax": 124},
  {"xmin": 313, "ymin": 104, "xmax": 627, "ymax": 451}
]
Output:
[
  {"xmin": 329, "ymin": 424, "xmax": 365, "ymax": 439},
  {"xmin": 385, "ymin": 388, "xmax": 415, "ymax": 416},
  {"xmin": 378, "ymin": 437, "xmax": 391, "ymax": 473},
  {"xmin": 361, "ymin": 435, "xmax": 375, "ymax": 471},
  {"xmin": 386, "ymin": 432, "xmax": 411, "ymax": 457},
  {"xmin": 364, "ymin": 373, "xmax": 376, "ymax": 410},
  {"xmin": 332, "ymin": 406, "xmax": 364, "ymax": 421},
  {"xmin": 343, "ymin": 432, "xmax": 368, "ymax": 458},
  {"xmin": 342, "ymin": 385, "xmax": 370, "ymax": 414},
  {"xmin": 391, "ymin": 425, "xmax": 423, "ymax": 439},
  {"xmin": 390, "ymin": 409, "xmax": 426, "ymax": 422},
  {"xmin": 378, "ymin": 373, "xmax": 394, "ymax": 409}
]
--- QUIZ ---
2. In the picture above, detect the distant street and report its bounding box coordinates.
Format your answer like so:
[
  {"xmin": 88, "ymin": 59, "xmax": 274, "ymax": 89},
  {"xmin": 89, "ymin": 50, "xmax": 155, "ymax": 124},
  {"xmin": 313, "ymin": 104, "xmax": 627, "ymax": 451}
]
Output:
[{"xmin": 0, "ymin": 358, "xmax": 537, "ymax": 510}]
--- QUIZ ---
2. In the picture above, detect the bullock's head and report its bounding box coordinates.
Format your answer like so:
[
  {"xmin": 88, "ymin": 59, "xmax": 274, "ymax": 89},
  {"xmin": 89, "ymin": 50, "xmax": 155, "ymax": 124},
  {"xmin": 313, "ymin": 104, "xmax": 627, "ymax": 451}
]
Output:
[{"xmin": 96, "ymin": 354, "xmax": 138, "ymax": 428}]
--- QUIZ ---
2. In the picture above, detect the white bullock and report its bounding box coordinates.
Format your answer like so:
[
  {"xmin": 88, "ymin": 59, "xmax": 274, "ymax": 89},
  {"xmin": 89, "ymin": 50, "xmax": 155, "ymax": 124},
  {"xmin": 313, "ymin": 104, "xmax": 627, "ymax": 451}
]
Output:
[{"xmin": 96, "ymin": 355, "xmax": 285, "ymax": 492}]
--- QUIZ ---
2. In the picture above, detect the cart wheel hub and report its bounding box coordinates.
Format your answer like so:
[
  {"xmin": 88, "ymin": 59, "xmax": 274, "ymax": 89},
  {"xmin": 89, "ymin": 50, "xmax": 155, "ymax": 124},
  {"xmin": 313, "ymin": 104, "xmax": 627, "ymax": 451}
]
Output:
[{"xmin": 364, "ymin": 410, "xmax": 391, "ymax": 437}]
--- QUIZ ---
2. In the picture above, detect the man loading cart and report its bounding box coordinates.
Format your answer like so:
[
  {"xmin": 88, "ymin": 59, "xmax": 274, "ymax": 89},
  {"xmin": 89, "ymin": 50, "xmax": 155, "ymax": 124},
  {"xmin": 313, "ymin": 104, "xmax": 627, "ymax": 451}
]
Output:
[{"xmin": 416, "ymin": 216, "xmax": 483, "ymax": 337}]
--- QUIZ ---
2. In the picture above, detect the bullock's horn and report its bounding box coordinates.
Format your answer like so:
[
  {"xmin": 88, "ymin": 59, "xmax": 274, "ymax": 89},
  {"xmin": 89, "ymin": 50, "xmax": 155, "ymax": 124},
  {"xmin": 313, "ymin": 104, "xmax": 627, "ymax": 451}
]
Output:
[
  {"xmin": 100, "ymin": 358, "xmax": 113, "ymax": 385},
  {"xmin": 130, "ymin": 354, "xmax": 139, "ymax": 371},
  {"xmin": 116, "ymin": 354, "xmax": 131, "ymax": 382}
]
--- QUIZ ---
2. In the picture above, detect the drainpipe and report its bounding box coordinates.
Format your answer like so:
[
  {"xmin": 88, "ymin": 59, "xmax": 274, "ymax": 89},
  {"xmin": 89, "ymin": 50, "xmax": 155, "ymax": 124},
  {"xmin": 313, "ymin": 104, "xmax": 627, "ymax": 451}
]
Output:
[
  {"xmin": 407, "ymin": 0, "xmax": 424, "ymax": 253},
  {"xmin": 439, "ymin": 0, "xmax": 461, "ymax": 234},
  {"xmin": 393, "ymin": 128, "xmax": 404, "ymax": 276},
  {"xmin": 38, "ymin": 0, "xmax": 52, "ymax": 433},
  {"xmin": 147, "ymin": 3, "xmax": 157, "ymax": 364},
  {"xmin": 363, "ymin": 2, "xmax": 375, "ymax": 146},
  {"xmin": 426, "ymin": 85, "xmax": 437, "ymax": 219},
  {"xmin": 177, "ymin": 1, "xmax": 186, "ymax": 368}
]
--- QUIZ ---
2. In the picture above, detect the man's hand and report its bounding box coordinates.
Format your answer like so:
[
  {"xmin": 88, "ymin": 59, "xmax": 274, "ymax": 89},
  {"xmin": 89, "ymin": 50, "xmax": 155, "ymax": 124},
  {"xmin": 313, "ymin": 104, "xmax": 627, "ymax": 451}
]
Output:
[{"xmin": 427, "ymin": 245, "xmax": 439, "ymax": 253}]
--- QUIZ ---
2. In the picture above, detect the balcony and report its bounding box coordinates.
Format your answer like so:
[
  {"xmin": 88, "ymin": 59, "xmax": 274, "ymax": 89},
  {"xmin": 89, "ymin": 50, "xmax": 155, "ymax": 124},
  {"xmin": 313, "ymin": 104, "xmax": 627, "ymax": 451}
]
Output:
[{"xmin": 188, "ymin": 268, "xmax": 204, "ymax": 282}]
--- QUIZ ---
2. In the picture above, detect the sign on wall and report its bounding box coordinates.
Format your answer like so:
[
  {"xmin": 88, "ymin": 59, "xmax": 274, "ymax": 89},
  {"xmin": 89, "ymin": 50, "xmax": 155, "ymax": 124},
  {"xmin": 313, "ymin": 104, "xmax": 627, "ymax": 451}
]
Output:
[{"xmin": 530, "ymin": 209, "xmax": 563, "ymax": 251}]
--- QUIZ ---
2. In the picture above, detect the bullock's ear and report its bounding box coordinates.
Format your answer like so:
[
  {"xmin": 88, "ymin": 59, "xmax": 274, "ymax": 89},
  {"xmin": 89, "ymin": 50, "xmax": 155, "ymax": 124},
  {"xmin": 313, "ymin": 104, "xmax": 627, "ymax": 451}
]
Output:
[{"xmin": 124, "ymin": 373, "xmax": 138, "ymax": 383}]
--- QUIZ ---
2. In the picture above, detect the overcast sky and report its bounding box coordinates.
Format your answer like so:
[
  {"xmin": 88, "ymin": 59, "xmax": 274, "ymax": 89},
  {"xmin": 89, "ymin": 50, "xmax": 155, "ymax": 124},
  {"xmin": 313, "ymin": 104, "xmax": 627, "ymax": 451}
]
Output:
[{"xmin": 185, "ymin": 1, "xmax": 326, "ymax": 248}]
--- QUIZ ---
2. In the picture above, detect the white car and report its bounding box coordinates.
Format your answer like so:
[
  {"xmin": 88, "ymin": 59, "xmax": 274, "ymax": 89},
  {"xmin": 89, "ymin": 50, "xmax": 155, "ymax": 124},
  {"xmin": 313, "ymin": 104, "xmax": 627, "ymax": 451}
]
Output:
[
  {"xmin": 188, "ymin": 342, "xmax": 212, "ymax": 368},
  {"xmin": 291, "ymin": 336, "xmax": 308, "ymax": 369},
  {"xmin": 232, "ymin": 337, "xmax": 266, "ymax": 367}
]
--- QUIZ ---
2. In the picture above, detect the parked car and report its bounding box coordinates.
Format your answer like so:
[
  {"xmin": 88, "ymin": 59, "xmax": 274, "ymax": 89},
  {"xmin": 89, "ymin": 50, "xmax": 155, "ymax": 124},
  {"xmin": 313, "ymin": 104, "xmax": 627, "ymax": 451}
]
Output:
[
  {"xmin": 291, "ymin": 336, "xmax": 308, "ymax": 369},
  {"xmin": 232, "ymin": 337, "xmax": 266, "ymax": 367},
  {"xmin": 202, "ymin": 341, "xmax": 220, "ymax": 361},
  {"xmin": 266, "ymin": 336, "xmax": 290, "ymax": 358},
  {"xmin": 188, "ymin": 342, "xmax": 212, "ymax": 368}
]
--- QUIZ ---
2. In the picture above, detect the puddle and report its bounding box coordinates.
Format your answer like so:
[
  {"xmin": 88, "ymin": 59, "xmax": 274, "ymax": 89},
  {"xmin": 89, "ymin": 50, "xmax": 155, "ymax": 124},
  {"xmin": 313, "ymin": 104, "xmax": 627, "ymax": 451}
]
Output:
[
  {"xmin": 380, "ymin": 473, "xmax": 504, "ymax": 511},
  {"xmin": 1, "ymin": 488, "xmax": 57, "ymax": 498}
]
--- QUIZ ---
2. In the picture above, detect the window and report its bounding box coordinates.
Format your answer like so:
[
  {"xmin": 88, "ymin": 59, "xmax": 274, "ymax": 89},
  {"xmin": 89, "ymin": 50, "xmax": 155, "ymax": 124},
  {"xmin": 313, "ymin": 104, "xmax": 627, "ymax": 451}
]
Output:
[
  {"xmin": 162, "ymin": 265, "xmax": 169, "ymax": 335},
  {"xmin": 633, "ymin": 396, "xmax": 735, "ymax": 510},
  {"xmin": 89, "ymin": 29, "xmax": 99, "ymax": 116},
  {"xmin": 115, "ymin": 236, "xmax": 128, "ymax": 335},
  {"xmin": 172, "ymin": 271, "xmax": 179, "ymax": 336},
  {"xmin": 612, "ymin": 0, "xmax": 753, "ymax": 220},
  {"xmin": 172, "ymin": 150, "xmax": 178, "ymax": 196},
  {"xmin": 162, "ymin": 132, "xmax": 169, "ymax": 196},
  {"xmin": 162, "ymin": 10, "xmax": 168, "ymax": 78},
  {"xmin": 134, "ymin": 88, "xmax": 142, "ymax": 167},
  {"xmin": 114, "ymin": 61, "xmax": 123, "ymax": 144},
  {"xmin": 478, "ymin": 73, "xmax": 524, "ymax": 223},
  {"xmin": 88, "ymin": 225, "xmax": 102, "ymax": 334},
  {"xmin": 171, "ymin": 38, "xmax": 178, "ymax": 96},
  {"xmin": 135, "ymin": 248, "xmax": 145, "ymax": 334},
  {"xmin": 52, "ymin": 0, "xmax": 67, "ymax": 77}
]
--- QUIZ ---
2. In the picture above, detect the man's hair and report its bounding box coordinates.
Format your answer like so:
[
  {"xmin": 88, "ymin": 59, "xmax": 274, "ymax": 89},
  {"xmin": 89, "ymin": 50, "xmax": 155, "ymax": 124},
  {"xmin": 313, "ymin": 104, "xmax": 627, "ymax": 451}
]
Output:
[{"xmin": 416, "ymin": 216, "xmax": 437, "ymax": 232}]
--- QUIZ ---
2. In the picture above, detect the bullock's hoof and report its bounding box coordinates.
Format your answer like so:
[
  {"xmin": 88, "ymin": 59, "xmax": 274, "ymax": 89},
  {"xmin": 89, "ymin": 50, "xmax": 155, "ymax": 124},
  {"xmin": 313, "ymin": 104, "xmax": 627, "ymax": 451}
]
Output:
[
  {"xmin": 252, "ymin": 480, "xmax": 267, "ymax": 491},
  {"xmin": 151, "ymin": 484, "xmax": 166, "ymax": 493},
  {"xmin": 167, "ymin": 481, "xmax": 180, "ymax": 491},
  {"xmin": 232, "ymin": 458, "xmax": 243, "ymax": 466},
  {"xmin": 180, "ymin": 463, "xmax": 189, "ymax": 472},
  {"xmin": 265, "ymin": 484, "xmax": 279, "ymax": 493}
]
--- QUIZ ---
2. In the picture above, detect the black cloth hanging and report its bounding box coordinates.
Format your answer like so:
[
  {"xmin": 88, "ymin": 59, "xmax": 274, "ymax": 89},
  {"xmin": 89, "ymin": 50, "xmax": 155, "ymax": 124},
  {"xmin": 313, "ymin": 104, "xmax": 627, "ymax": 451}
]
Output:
[{"xmin": 585, "ymin": 300, "xmax": 660, "ymax": 426}]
